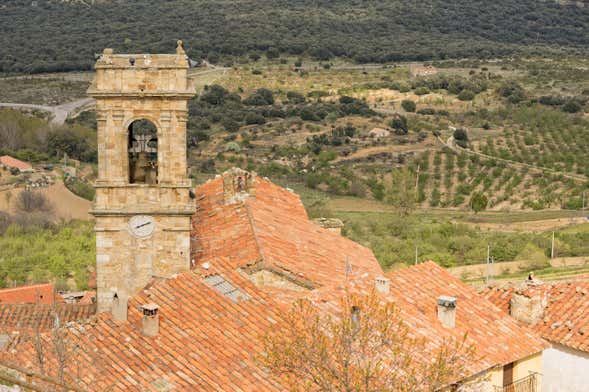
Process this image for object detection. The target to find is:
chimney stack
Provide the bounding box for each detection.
[375,277,390,295]
[112,292,128,322]
[510,286,547,324]
[141,303,160,337]
[437,296,457,328]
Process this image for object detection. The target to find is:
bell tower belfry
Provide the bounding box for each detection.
[88,41,196,312]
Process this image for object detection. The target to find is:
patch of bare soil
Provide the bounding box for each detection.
[0,181,91,221]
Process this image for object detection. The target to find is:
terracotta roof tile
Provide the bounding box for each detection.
[0,155,32,171]
[482,278,589,353]
[0,283,56,305]
[384,262,547,376]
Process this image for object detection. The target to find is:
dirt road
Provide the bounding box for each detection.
[0,98,94,125]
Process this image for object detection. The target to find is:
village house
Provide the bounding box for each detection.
[483,280,589,391]
[0,46,547,391]
[410,64,438,77]
[368,127,390,138]
[0,156,34,174]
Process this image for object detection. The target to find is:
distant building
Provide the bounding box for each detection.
[0,155,34,173]
[0,283,55,305]
[483,280,589,391]
[368,127,390,138]
[410,64,438,77]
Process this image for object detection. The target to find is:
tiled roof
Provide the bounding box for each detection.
[2,266,284,391]
[382,262,547,376]
[192,173,383,293]
[0,171,548,390]
[481,285,515,315]
[0,303,96,332]
[0,283,56,305]
[481,279,589,353]
[0,156,32,171]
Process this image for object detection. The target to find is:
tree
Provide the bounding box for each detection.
[469,192,488,214]
[261,290,472,392]
[453,128,469,148]
[401,100,416,113]
[387,167,416,216]
[390,115,409,135]
[15,190,54,215]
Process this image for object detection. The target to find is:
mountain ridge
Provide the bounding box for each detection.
[1,0,588,73]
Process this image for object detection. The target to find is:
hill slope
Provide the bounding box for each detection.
[1,0,589,73]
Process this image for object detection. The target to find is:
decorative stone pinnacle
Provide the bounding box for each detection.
[176,40,185,55]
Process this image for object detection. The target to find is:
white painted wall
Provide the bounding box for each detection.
[543,343,589,392]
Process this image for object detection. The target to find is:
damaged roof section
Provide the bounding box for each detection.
[192,171,383,300]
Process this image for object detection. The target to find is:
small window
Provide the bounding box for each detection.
[128,119,158,184]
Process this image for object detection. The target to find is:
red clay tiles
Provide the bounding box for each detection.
[0,172,549,390]
[482,279,589,353]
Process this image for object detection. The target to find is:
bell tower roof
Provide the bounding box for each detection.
[88,45,195,98]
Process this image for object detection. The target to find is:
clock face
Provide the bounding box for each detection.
[129,215,155,238]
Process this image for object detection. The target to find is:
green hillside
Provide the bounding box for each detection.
[1,0,589,73]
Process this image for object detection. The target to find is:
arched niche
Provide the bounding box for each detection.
[127,119,158,184]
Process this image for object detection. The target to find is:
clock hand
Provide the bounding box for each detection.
[135,222,152,229]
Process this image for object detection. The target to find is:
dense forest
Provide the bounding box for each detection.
[1,0,589,73]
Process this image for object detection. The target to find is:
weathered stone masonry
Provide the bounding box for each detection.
[88,42,196,312]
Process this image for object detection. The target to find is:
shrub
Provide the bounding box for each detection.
[224,141,241,152]
[562,100,582,113]
[243,89,274,105]
[453,128,468,148]
[244,113,266,125]
[64,177,95,201]
[390,115,408,135]
[401,100,416,112]
[458,90,475,101]
[417,108,435,115]
[414,86,429,96]
[286,91,305,104]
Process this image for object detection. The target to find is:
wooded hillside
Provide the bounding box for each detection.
[1,0,588,73]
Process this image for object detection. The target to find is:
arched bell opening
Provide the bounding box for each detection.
[128,119,158,184]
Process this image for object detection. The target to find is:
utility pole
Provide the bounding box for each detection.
[415,164,420,202]
[551,232,555,259]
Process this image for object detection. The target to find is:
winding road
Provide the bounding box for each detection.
[0,98,94,125]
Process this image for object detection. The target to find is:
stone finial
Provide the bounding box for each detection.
[223,168,256,204]
[176,40,185,55]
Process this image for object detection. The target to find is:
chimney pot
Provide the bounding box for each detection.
[141,303,159,337]
[437,296,457,328]
[375,277,390,295]
[112,293,128,322]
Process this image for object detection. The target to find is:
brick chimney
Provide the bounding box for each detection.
[375,277,390,295]
[141,303,160,337]
[437,296,457,328]
[112,292,128,322]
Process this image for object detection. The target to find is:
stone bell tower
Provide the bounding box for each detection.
[88,41,196,312]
